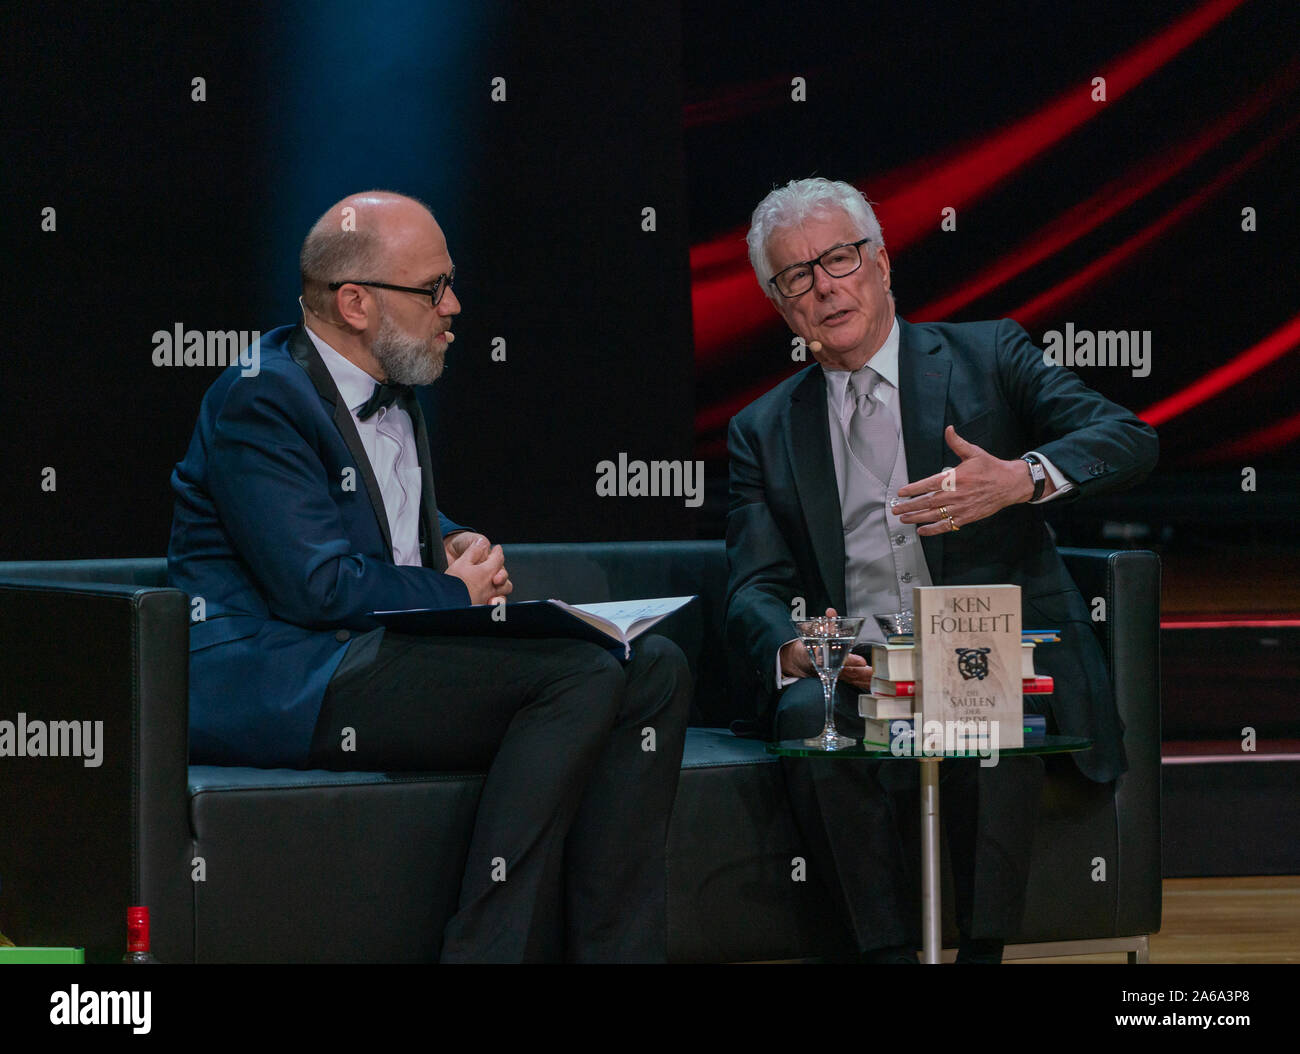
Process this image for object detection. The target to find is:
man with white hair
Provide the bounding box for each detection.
[725,177,1158,962]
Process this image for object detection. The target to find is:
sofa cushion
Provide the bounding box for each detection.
[185,729,844,962]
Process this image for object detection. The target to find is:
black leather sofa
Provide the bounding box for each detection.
[0,542,1160,962]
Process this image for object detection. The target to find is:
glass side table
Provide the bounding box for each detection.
[768,734,1092,963]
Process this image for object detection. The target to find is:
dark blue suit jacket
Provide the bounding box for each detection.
[725,317,1159,782]
[168,323,470,767]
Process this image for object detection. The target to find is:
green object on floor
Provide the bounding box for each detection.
[0,947,85,963]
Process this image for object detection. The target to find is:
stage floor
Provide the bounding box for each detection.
[1010,876,1300,963]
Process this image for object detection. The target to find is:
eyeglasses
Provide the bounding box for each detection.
[328,268,455,307]
[768,238,873,298]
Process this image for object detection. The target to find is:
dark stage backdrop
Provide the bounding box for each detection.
[3,0,1297,560]
[683,0,1300,543]
[3,1,695,556]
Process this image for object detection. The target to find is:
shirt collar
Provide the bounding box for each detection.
[303,323,383,415]
[822,317,901,408]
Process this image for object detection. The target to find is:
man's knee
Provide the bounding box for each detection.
[775,678,863,741]
[774,678,828,740]
[632,633,686,669]
[550,639,623,672]
[540,640,626,714]
[630,634,690,694]
[615,634,692,733]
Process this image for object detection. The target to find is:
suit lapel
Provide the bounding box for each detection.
[897,319,951,582]
[786,366,847,612]
[288,325,395,559]
[405,392,448,571]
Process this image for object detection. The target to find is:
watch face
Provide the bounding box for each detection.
[1023,456,1045,498]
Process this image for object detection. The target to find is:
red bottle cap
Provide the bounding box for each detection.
[126,905,151,953]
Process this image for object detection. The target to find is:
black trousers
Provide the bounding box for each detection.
[775,678,1044,953]
[307,631,691,963]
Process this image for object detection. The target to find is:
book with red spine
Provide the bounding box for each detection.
[869,675,1054,697]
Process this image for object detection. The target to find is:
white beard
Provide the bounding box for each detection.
[372,302,445,386]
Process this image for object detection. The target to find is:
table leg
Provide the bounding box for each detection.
[920,757,941,964]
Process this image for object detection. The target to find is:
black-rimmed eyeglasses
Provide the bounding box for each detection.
[768,239,872,298]
[329,268,455,307]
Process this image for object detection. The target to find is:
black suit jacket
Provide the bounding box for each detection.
[725,317,1159,782]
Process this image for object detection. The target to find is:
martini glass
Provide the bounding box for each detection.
[873,611,914,640]
[793,615,866,750]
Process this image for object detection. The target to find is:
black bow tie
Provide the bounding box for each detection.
[356,381,413,421]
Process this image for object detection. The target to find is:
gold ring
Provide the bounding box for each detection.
[946,515,960,532]
[937,505,950,518]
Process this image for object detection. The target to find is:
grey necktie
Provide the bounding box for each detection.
[847,368,898,485]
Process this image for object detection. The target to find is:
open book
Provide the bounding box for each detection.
[371,596,696,659]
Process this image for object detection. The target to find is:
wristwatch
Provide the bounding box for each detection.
[1020,453,1046,501]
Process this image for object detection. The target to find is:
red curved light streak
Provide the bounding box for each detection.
[690,0,1249,363]
[1141,312,1300,429]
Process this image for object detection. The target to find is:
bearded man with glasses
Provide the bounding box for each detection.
[167,190,690,962]
[725,177,1158,962]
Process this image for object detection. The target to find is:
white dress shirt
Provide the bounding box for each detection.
[304,325,425,567]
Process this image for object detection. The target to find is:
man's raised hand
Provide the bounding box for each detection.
[894,425,1038,535]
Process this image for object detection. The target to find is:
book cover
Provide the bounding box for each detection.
[914,584,1024,749]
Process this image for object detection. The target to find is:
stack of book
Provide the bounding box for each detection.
[857,629,1059,746]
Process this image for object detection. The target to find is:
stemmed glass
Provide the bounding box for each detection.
[873,611,913,640]
[793,615,866,750]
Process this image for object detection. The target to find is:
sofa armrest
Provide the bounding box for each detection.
[0,577,194,962]
[1058,547,1162,935]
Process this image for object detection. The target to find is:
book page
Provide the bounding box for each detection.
[561,596,695,638]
